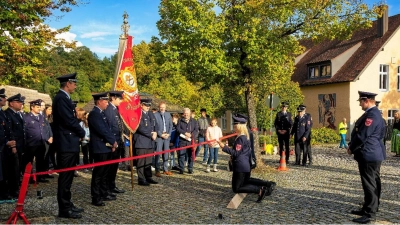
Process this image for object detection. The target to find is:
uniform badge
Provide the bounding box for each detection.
[235,144,242,151]
[365,118,373,126]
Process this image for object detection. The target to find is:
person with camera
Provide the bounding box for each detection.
[216,115,275,203]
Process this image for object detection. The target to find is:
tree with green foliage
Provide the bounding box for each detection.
[157,0,381,159]
[0,0,88,86]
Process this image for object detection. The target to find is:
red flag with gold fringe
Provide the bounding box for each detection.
[114,35,141,133]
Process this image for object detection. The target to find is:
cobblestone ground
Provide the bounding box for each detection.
[1,145,400,224]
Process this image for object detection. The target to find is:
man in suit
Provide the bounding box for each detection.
[274,102,293,163]
[52,72,86,219]
[290,105,311,166]
[104,91,125,194]
[4,93,25,198]
[22,99,50,183]
[154,102,173,176]
[88,92,118,206]
[0,88,16,200]
[348,91,386,224]
[133,98,159,186]
[176,108,199,174]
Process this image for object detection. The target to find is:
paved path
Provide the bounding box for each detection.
[1,145,400,224]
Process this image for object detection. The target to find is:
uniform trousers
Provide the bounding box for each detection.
[136,148,153,182]
[91,152,111,201]
[108,145,123,190]
[277,132,290,162]
[295,141,308,165]
[307,134,313,164]
[22,144,46,179]
[231,172,269,193]
[357,160,382,218]
[57,152,78,213]
[4,151,20,197]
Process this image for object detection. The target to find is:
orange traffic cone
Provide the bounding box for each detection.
[277,150,289,171]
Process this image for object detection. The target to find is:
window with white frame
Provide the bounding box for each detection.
[221,114,227,130]
[388,109,396,125]
[379,64,389,91]
[397,66,400,91]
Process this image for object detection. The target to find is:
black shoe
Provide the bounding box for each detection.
[188,170,193,174]
[138,180,150,186]
[179,170,184,174]
[58,210,82,219]
[256,187,268,203]
[71,206,84,213]
[91,200,105,207]
[107,192,116,197]
[351,209,366,216]
[172,166,180,171]
[112,187,125,193]
[37,178,50,183]
[352,215,372,224]
[45,174,55,179]
[146,179,158,184]
[102,195,116,201]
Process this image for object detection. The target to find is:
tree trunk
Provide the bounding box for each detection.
[245,84,262,165]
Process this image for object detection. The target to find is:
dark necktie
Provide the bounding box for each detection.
[161,113,166,132]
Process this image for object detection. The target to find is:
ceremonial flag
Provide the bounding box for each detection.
[113,35,141,132]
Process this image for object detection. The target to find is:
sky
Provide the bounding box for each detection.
[46,0,400,59]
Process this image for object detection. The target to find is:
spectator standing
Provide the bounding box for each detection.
[41,102,54,179]
[390,110,400,157]
[154,102,173,176]
[76,108,92,166]
[205,118,223,172]
[196,108,210,164]
[169,113,180,171]
[338,118,348,149]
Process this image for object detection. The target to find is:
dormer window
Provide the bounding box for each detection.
[308,62,332,79]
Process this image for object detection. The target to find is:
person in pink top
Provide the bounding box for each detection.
[205,118,223,172]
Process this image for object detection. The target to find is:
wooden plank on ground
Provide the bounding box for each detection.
[226,193,247,209]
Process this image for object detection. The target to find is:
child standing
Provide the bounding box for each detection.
[206,118,223,172]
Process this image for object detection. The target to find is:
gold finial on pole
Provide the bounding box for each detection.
[121,11,130,38]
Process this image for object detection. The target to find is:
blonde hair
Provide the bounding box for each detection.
[76,108,88,127]
[235,124,249,140]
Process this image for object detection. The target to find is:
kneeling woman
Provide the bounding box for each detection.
[217,115,276,203]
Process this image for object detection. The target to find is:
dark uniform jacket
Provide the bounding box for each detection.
[291,114,311,142]
[52,90,85,153]
[274,111,293,133]
[222,135,251,173]
[88,106,116,154]
[176,118,199,146]
[4,108,25,153]
[104,103,122,143]
[24,112,46,147]
[0,110,10,181]
[349,106,386,162]
[133,111,158,149]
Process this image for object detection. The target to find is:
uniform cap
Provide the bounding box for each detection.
[7,93,23,102]
[21,96,26,103]
[232,115,247,124]
[234,113,248,120]
[297,106,305,112]
[299,104,306,108]
[56,72,77,83]
[109,91,124,98]
[0,88,6,98]
[92,92,109,101]
[29,99,42,106]
[357,91,377,101]
[140,98,152,106]
[281,102,289,107]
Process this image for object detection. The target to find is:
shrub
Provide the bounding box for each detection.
[311,127,341,145]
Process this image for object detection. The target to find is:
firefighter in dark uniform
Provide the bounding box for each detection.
[53,73,86,219]
[22,99,49,183]
[348,91,386,224]
[88,92,117,207]
[134,98,159,186]
[235,113,256,168]
[104,91,125,194]
[4,93,25,198]
[274,102,293,163]
[290,105,311,166]
[0,88,16,200]
[300,104,313,166]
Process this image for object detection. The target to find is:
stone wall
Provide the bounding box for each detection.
[0,85,52,111]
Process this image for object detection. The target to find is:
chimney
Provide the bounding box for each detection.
[377,5,388,38]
